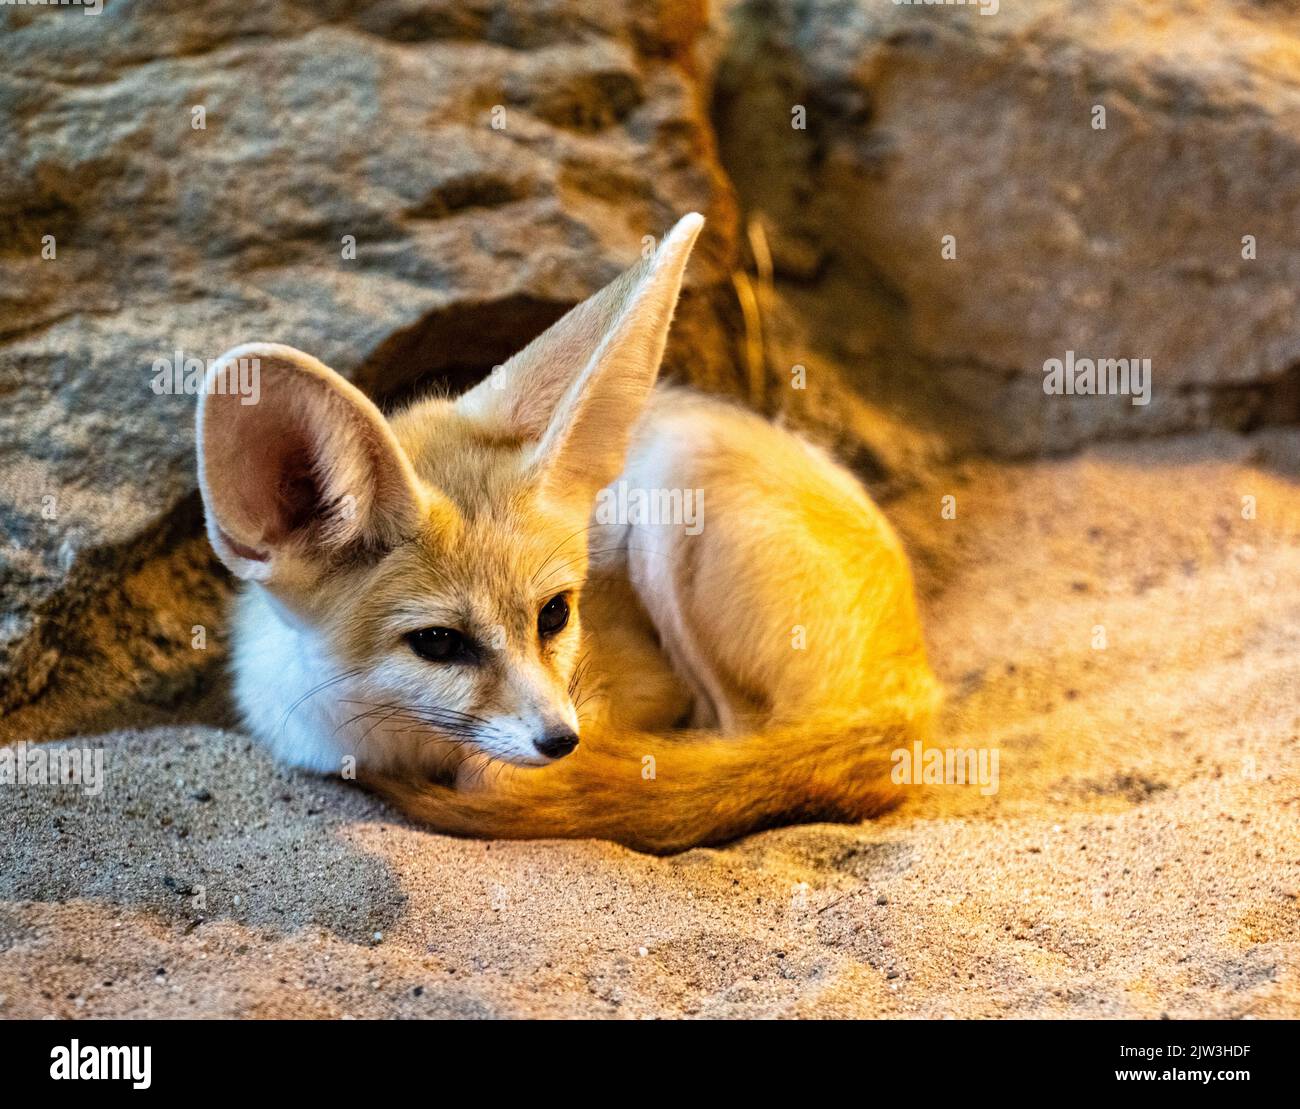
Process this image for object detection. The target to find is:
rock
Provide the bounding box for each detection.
[710,0,1300,456]
[5,0,1300,733]
[0,0,740,720]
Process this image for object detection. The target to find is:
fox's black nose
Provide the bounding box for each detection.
[535,728,579,759]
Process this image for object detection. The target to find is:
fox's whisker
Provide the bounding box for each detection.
[530,522,604,587]
[280,668,364,734]
[338,698,489,729]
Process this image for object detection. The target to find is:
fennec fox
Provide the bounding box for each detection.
[197,213,938,853]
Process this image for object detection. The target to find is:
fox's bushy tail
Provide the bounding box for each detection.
[361,714,924,854]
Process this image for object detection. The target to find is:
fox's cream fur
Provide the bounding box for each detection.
[197,213,938,853]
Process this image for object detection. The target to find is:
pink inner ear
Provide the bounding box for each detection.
[270,430,324,542]
[215,400,325,549]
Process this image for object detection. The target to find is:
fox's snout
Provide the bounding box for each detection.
[472,701,582,767]
[535,726,579,760]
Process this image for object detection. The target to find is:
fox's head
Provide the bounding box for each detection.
[197,213,703,773]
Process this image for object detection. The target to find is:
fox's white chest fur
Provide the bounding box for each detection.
[198,213,936,850]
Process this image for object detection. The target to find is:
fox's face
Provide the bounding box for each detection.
[321,413,593,767]
[197,214,703,773]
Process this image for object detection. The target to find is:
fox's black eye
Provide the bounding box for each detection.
[538,594,570,638]
[406,627,471,663]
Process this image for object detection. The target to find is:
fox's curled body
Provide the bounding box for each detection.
[198,214,938,853]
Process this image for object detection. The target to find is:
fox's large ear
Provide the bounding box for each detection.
[457,212,704,505]
[196,343,425,585]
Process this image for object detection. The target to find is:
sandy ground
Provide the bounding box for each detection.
[2,429,1298,1019]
